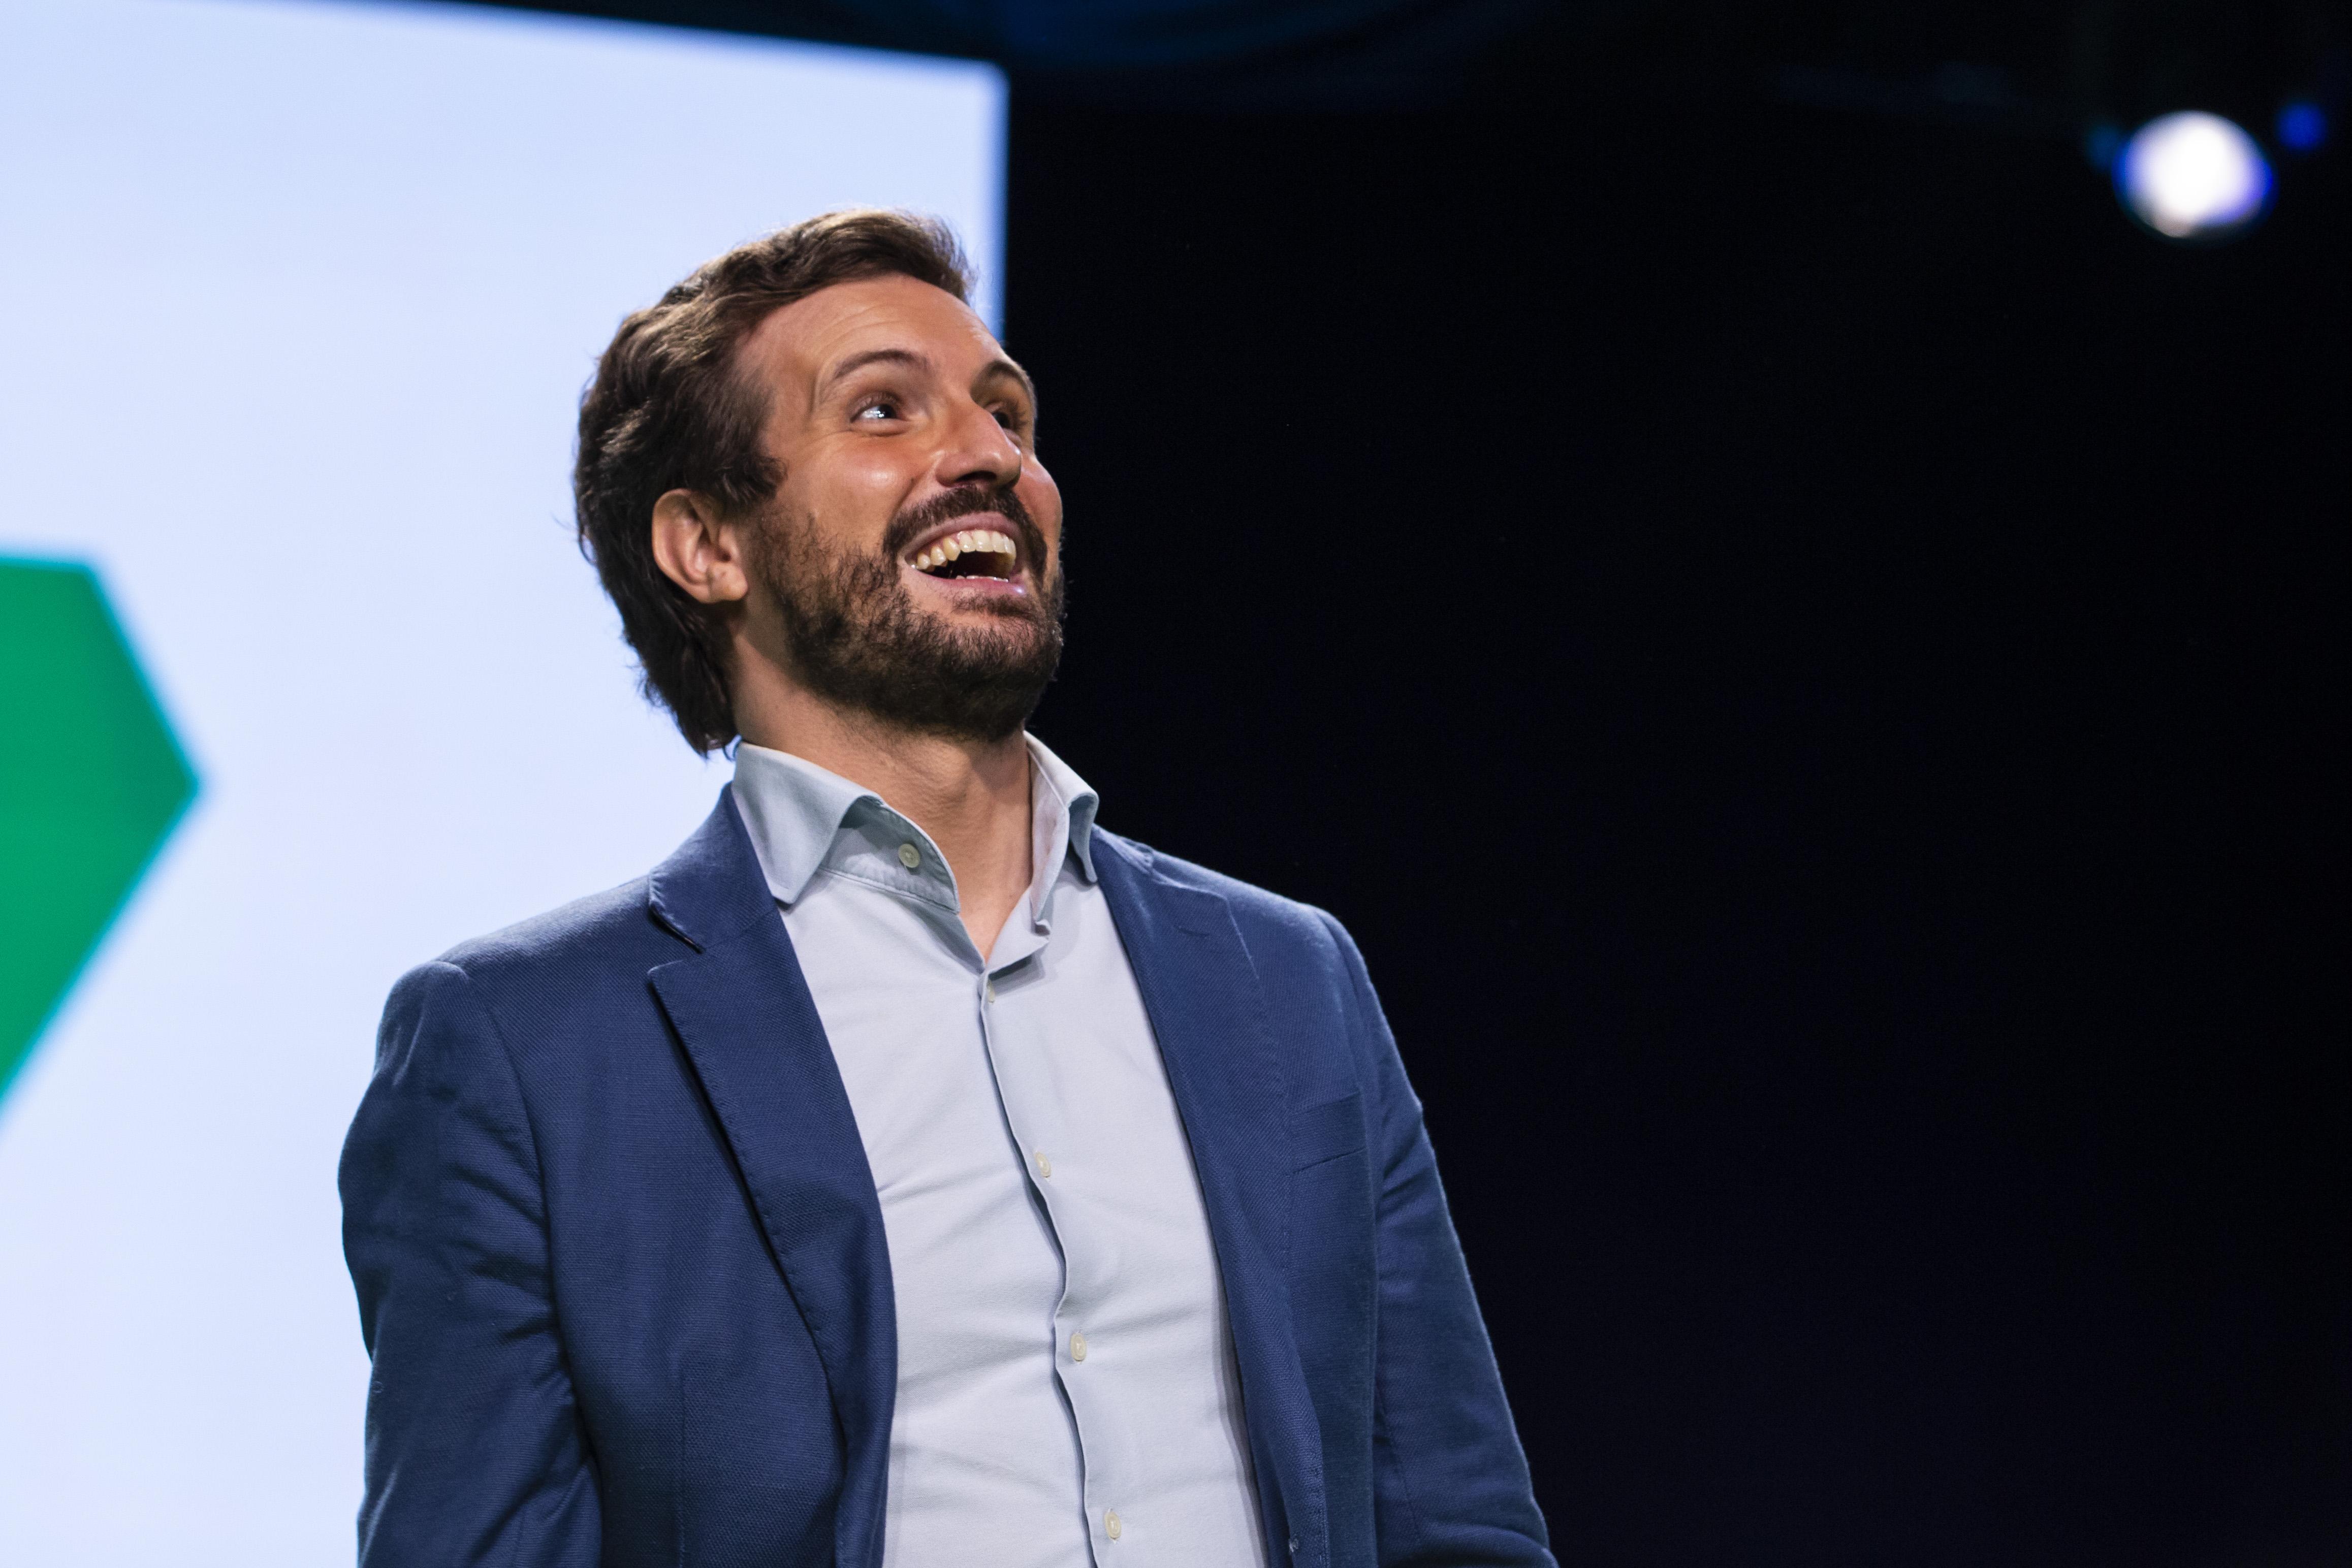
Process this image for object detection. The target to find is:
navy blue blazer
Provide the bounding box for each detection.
[341,789,1553,1567]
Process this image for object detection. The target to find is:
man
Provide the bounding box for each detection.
[341,209,1551,1568]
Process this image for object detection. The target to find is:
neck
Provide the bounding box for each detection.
[736,678,1034,959]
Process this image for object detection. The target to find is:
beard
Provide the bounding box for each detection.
[748,486,1065,744]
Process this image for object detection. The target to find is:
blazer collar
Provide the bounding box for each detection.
[645,783,796,952]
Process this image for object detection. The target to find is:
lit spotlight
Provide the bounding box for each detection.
[2115,111,2272,240]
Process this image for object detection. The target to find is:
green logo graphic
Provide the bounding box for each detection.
[1,558,197,1102]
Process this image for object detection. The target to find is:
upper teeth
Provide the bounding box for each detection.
[914,528,1016,572]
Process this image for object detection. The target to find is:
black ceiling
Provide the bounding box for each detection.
[487,0,2346,127]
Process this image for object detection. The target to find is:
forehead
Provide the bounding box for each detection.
[740,273,1003,390]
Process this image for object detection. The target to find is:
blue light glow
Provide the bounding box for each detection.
[2082,120,2125,171]
[2276,101,2329,153]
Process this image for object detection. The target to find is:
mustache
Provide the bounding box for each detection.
[881,485,1049,570]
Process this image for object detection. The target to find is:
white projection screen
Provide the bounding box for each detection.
[0,1,1003,1558]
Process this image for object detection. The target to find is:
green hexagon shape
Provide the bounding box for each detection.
[1,558,197,1103]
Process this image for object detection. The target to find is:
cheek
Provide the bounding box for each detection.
[1019,471,1064,548]
[794,446,923,537]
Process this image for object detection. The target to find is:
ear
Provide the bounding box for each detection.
[650,489,750,605]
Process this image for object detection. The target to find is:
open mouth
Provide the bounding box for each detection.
[909,526,1021,583]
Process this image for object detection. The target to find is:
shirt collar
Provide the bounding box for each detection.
[730,735,1100,917]
[1025,732,1100,888]
[729,743,880,907]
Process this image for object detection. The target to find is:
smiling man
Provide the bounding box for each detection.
[340,211,1552,1568]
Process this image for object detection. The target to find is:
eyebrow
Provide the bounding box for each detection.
[820,347,928,396]
[974,357,1037,409]
[819,346,1037,410]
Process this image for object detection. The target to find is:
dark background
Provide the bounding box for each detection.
[1011,98,2352,1568]
[1004,85,2352,1564]
[558,4,2350,1559]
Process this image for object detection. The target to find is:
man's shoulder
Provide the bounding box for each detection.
[417,791,743,1003]
[1093,827,1352,969]
[428,875,677,995]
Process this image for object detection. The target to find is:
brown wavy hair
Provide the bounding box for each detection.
[574,209,975,753]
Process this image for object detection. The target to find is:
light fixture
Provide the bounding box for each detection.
[2115,111,2272,240]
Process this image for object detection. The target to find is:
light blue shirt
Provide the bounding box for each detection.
[730,738,1268,1568]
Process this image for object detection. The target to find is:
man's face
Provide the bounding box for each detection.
[734,273,1065,742]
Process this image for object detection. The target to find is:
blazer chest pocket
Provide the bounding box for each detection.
[1291,1089,1365,1170]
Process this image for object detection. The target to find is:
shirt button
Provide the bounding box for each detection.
[1069,1330,1088,1361]
[985,981,996,1004]
[1104,1510,1122,1541]
[1034,1150,1052,1179]
[896,843,921,869]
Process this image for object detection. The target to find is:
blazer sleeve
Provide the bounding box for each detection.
[1319,913,1557,1568]
[339,960,600,1567]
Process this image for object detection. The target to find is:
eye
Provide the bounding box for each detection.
[854,398,902,423]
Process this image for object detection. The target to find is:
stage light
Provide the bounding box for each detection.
[2116,112,2272,240]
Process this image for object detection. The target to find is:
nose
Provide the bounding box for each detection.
[934,396,1024,491]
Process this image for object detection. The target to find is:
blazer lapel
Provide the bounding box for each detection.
[1093,833,1330,1568]
[645,790,895,1568]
